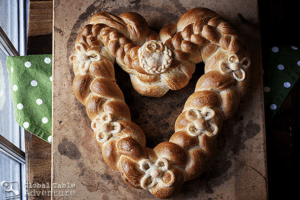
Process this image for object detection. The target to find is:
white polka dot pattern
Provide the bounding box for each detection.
[36,99,43,105]
[44,57,51,64]
[42,117,48,124]
[272,47,279,52]
[270,104,277,110]
[7,55,53,142]
[284,82,291,88]
[17,103,23,110]
[23,122,29,128]
[31,80,37,86]
[25,61,31,68]
[13,85,18,91]
[278,64,284,70]
[291,46,298,50]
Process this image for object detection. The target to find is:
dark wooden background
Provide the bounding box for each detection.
[26,0,295,199]
[259,1,296,199]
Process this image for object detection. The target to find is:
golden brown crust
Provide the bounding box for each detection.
[177,8,219,32]
[119,12,150,46]
[185,147,207,181]
[85,94,106,120]
[69,7,251,199]
[184,90,222,110]
[169,131,199,150]
[72,73,93,104]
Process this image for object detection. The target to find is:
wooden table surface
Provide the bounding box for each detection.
[25,0,295,199]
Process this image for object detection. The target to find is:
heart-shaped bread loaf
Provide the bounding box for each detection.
[69,7,251,199]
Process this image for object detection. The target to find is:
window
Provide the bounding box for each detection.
[0,0,30,199]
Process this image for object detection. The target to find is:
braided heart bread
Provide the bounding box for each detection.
[69,7,251,199]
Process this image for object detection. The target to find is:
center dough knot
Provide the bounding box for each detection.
[138,40,172,74]
[194,118,208,130]
[101,123,112,133]
[150,168,162,178]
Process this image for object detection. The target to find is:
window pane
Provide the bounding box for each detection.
[0,0,28,149]
[0,1,29,199]
[0,55,21,148]
[0,0,20,148]
[0,150,23,199]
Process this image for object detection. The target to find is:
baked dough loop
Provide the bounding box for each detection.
[70,7,250,199]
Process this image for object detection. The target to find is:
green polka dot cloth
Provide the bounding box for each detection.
[264,46,300,123]
[6,55,52,143]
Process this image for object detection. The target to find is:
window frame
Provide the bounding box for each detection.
[0,0,30,199]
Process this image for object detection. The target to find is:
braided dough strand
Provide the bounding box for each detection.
[69,7,251,199]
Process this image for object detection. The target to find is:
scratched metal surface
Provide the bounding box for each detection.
[52,0,268,199]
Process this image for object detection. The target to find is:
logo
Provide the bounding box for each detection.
[0,181,20,199]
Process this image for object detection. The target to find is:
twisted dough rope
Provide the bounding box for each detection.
[69,7,251,199]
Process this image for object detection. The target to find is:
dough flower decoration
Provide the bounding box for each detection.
[139,157,175,189]
[138,40,172,74]
[91,112,121,143]
[186,107,218,137]
[219,54,251,81]
[70,43,102,74]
